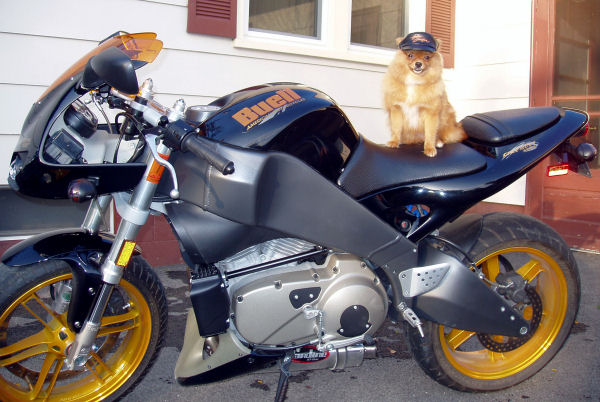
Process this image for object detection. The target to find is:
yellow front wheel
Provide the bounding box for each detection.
[0,256,167,401]
[407,213,580,392]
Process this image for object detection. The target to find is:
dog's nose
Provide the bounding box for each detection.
[415,62,423,68]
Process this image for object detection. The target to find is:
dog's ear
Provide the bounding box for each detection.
[395,37,404,47]
[435,38,442,50]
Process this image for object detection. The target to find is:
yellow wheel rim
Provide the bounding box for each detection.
[0,272,152,401]
[438,247,569,380]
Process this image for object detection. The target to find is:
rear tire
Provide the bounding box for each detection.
[0,255,168,401]
[407,212,580,392]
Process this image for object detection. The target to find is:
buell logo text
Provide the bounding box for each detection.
[232,88,304,130]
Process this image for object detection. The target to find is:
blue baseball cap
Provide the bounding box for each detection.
[398,32,438,52]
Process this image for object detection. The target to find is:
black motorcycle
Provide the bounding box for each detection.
[0,32,596,401]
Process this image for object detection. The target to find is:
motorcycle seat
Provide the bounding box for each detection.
[337,137,487,198]
[461,107,563,145]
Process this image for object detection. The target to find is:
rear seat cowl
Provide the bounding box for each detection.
[461,107,563,146]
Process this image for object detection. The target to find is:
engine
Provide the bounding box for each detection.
[218,238,388,348]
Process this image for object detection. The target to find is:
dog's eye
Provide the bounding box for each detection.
[408,53,414,59]
[424,55,430,60]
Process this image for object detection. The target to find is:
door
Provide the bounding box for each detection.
[530,0,600,250]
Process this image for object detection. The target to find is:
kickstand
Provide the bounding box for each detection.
[274,352,293,402]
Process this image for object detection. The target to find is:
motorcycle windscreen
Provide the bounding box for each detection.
[37,32,163,101]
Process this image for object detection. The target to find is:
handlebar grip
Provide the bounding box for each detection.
[181,135,235,175]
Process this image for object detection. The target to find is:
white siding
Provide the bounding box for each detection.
[449,0,532,205]
[0,0,532,207]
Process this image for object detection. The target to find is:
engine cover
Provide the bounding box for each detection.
[231,254,388,346]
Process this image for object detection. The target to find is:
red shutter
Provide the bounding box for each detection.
[426,0,456,68]
[187,0,237,38]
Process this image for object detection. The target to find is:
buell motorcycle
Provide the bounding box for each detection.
[1,32,597,401]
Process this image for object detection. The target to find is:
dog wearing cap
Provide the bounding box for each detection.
[383,32,466,157]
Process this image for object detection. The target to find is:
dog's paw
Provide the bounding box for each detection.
[424,146,437,157]
[387,140,400,148]
[436,140,444,149]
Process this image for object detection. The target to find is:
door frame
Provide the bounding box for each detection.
[527,0,556,219]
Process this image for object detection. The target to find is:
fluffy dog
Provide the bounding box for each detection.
[383,32,466,157]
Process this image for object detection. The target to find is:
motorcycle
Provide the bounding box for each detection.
[0,32,597,401]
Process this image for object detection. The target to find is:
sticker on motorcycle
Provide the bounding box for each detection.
[502,141,539,160]
[232,88,305,131]
[291,346,330,363]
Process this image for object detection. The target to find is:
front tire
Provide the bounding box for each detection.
[408,212,580,392]
[0,255,168,401]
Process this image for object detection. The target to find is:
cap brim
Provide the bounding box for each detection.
[399,44,436,52]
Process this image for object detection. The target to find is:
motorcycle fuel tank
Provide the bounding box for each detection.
[186,83,359,181]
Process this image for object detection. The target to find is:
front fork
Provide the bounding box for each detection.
[65,139,173,369]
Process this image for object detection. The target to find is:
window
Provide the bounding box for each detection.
[351,0,408,49]
[187,0,455,67]
[249,0,321,39]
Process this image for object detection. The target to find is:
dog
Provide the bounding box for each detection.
[383,32,466,157]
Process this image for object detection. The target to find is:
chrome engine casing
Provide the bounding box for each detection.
[218,239,388,347]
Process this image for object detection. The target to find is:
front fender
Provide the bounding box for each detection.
[1,229,130,332]
[2,228,113,266]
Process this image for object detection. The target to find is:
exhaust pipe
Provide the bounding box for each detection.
[289,344,377,371]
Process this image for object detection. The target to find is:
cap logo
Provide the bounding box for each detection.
[411,34,429,43]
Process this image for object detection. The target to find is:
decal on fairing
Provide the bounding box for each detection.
[231,88,305,131]
[291,346,330,363]
[502,141,539,160]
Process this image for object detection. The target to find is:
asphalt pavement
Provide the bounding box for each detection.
[127,251,600,401]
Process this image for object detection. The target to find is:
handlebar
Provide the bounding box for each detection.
[181,134,235,175]
[111,84,235,176]
[162,120,235,176]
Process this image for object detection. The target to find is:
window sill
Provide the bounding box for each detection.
[233,36,396,67]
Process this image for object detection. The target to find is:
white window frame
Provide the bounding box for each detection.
[234,0,426,65]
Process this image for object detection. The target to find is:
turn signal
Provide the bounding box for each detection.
[547,164,569,177]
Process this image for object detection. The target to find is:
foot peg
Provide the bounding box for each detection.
[398,302,425,337]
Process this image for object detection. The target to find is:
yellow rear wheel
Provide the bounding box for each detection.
[408,213,579,391]
[0,256,167,401]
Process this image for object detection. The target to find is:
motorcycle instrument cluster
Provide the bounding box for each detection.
[44,100,98,165]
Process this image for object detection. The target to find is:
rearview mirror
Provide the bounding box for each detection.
[81,47,139,94]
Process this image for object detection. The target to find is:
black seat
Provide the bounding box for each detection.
[338,137,487,198]
[461,107,563,145]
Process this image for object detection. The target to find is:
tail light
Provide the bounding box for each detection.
[547,163,569,177]
[547,141,597,178]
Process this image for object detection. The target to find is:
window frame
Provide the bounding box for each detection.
[187,0,455,68]
[234,0,426,65]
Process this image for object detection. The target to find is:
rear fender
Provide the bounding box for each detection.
[437,213,483,254]
[1,229,136,332]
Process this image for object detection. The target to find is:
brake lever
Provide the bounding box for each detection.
[144,134,180,199]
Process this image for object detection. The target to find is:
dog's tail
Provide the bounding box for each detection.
[440,122,467,143]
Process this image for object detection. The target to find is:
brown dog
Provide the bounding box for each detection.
[383,32,466,157]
